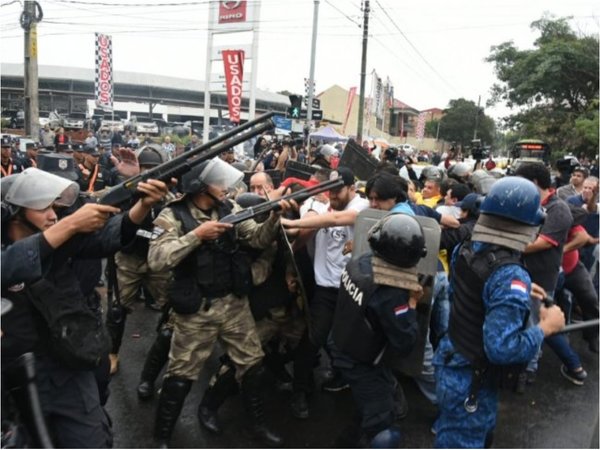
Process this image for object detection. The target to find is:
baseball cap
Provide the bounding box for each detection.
[25,142,40,150]
[36,153,79,181]
[1,135,12,147]
[330,166,354,187]
[456,193,483,213]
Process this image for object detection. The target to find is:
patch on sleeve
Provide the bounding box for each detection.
[510,280,527,294]
[394,304,409,316]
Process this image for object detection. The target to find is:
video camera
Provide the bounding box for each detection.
[556,156,580,175]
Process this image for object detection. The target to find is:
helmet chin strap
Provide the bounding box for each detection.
[205,190,225,208]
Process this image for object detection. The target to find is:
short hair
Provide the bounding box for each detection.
[515,163,551,190]
[448,183,471,201]
[440,178,459,197]
[250,171,274,187]
[573,166,589,178]
[313,168,330,182]
[375,161,399,176]
[365,172,408,203]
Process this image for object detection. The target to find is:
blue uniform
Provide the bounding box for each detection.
[433,243,545,448]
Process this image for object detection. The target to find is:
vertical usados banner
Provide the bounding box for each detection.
[222,50,245,123]
[342,87,357,135]
[95,33,113,110]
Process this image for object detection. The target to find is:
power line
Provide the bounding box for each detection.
[374,0,460,95]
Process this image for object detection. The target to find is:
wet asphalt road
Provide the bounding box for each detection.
[105,301,599,449]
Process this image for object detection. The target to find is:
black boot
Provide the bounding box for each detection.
[154,376,192,448]
[241,365,284,448]
[138,328,172,400]
[197,365,239,435]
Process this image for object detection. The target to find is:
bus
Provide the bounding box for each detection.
[510,139,550,162]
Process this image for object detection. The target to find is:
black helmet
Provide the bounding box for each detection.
[137,148,163,167]
[368,213,427,268]
[181,161,210,194]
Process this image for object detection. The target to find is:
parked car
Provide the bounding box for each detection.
[101,114,125,132]
[63,112,86,130]
[128,115,159,135]
[39,111,64,129]
[183,120,203,137]
[2,109,25,129]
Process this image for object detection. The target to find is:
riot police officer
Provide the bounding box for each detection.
[148,157,292,448]
[330,214,427,448]
[433,177,566,448]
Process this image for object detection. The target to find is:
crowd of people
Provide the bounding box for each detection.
[1,124,598,449]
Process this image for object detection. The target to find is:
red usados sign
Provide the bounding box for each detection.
[96,34,112,108]
[222,50,245,123]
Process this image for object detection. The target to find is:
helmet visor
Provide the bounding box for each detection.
[4,168,79,210]
[200,158,243,191]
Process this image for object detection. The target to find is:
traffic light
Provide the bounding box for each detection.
[288,95,303,119]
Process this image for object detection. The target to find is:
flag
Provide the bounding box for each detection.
[342,87,357,135]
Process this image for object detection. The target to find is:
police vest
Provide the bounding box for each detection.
[448,241,525,367]
[331,257,386,365]
[170,200,253,299]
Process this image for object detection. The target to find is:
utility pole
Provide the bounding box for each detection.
[473,95,481,140]
[22,0,43,139]
[356,0,370,143]
[306,0,320,133]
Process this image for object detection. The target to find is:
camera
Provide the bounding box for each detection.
[470,139,485,160]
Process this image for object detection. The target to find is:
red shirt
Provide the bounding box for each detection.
[562,225,585,274]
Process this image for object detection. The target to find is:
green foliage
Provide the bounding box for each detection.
[486,14,599,159]
[425,119,439,138]
[437,98,495,148]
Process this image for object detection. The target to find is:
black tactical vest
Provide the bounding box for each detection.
[448,241,525,367]
[331,257,386,364]
[170,200,252,298]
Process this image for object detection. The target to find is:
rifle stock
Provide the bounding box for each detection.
[99,112,275,206]
[219,178,344,225]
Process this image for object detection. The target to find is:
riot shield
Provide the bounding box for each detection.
[338,139,379,181]
[352,208,441,376]
[284,160,321,181]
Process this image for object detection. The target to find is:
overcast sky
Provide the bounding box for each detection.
[1,0,598,119]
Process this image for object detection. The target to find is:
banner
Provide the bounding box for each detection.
[222,49,245,123]
[342,87,357,135]
[375,74,383,119]
[415,112,427,141]
[94,33,113,110]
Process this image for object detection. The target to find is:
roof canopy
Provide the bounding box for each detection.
[309,126,347,142]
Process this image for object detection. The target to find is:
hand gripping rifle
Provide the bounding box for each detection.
[219,178,344,225]
[98,112,276,206]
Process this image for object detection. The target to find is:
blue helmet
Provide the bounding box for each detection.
[480,176,545,226]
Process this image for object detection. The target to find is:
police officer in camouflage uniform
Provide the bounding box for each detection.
[148,158,291,448]
[433,177,566,448]
[106,146,173,375]
[197,191,307,436]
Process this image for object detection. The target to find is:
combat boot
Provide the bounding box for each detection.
[154,376,192,448]
[241,365,284,448]
[137,328,172,400]
[197,365,239,435]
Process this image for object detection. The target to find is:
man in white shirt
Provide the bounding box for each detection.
[281,167,369,419]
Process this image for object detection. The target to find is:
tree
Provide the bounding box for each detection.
[437,98,495,149]
[486,15,599,159]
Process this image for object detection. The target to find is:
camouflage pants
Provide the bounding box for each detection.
[166,294,264,381]
[434,364,497,448]
[115,251,170,310]
[255,305,306,348]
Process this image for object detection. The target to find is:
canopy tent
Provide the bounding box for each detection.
[309,126,348,143]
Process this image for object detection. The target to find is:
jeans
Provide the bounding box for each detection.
[431,272,450,348]
[526,289,582,372]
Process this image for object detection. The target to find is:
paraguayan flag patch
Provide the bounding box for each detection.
[510,280,527,294]
[394,304,409,316]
